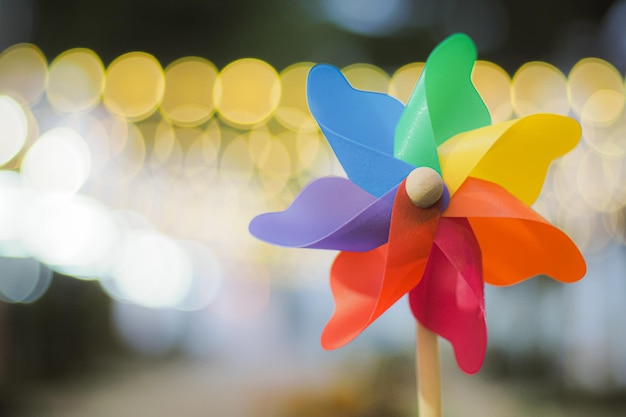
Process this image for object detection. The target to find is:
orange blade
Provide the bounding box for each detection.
[443,177,586,285]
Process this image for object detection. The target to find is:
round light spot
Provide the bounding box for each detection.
[161,57,217,127]
[320,0,412,37]
[21,195,120,278]
[581,89,624,126]
[47,48,104,113]
[21,127,91,197]
[176,240,223,311]
[0,257,52,304]
[389,62,424,104]
[219,134,254,185]
[582,120,626,158]
[103,52,165,121]
[276,62,317,131]
[568,58,624,125]
[0,171,30,256]
[295,129,324,173]
[556,206,593,253]
[214,58,280,127]
[512,62,569,116]
[472,60,512,122]
[94,118,146,183]
[576,148,624,212]
[252,132,292,196]
[184,122,221,179]
[0,44,47,106]
[111,229,193,308]
[342,63,389,93]
[145,119,177,168]
[0,95,28,166]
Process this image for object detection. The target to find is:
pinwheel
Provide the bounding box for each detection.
[249,33,586,415]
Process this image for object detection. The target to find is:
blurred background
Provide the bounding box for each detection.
[0,0,626,416]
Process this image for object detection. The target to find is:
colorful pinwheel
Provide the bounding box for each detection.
[249,33,586,375]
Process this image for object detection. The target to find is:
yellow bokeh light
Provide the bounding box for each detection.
[582,89,624,126]
[161,57,217,127]
[47,48,104,113]
[472,61,512,122]
[295,129,324,173]
[214,58,280,127]
[0,95,28,166]
[275,62,317,132]
[568,58,624,125]
[582,120,626,158]
[219,134,254,185]
[93,117,146,182]
[606,208,626,246]
[512,61,569,116]
[148,119,177,167]
[0,44,47,106]
[248,129,292,196]
[388,62,424,104]
[184,122,221,180]
[342,63,389,93]
[576,147,624,212]
[103,52,165,121]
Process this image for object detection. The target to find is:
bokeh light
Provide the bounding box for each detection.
[276,62,317,131]
[46,48,104,113]
[176,240,223,311]
[568,58,625,125]
[21,195,120,278]
[342,63,389,93]
[249,129,292,197]
[0,43,47,106]
[110,229,193,309]
[219,133,255,186]
[0,171,30,256]
[182,122,221,180]
[0,95,28,166]
[161,57,217,127]
[512,61,569,116]
[388,62,424,104]
[471,60,512,122]
[214,58,281,127]
[94,117,146,183]
[0,256,52,304]
[103,52,165,121]
[320,0,412,37]
[21,127,91,197]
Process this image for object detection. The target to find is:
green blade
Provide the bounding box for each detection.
[394,33,491,173]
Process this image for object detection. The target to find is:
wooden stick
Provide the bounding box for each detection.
[416,321,441,417]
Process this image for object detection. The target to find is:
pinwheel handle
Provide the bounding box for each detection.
[417,322,442,417]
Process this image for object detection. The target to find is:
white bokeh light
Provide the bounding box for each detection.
[0,95,28,166]
[176,240,223,311]
[110,229,193,308]
[321,0,412,36]
[21,127,92,197]
[0,256,52,304]
[0,171,30,256]
[21,195,121,278]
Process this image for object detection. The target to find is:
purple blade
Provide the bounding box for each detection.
[249,177,396,252]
